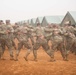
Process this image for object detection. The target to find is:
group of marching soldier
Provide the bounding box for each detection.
[0,20,76,62]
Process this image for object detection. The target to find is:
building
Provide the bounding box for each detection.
[35,17,43,26]
[41,16,64,26]
[31,18,36,26]
[27,19,31,25]
[61,11,76,26]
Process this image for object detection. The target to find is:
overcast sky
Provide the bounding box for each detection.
[0,0,76,23]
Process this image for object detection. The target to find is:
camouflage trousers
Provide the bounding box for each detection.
[0,34,13,59]
[67,37,76,55]
[33,37,54,61]
[33,38,49,50]
[50,35,69,60]
[50,35,63,50]
[15,38,32,61]
[16,40,31,56]
[8,33,16,50]
[28,35,34,45]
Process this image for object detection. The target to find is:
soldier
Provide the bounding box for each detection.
[48,25,68,61]
[15,26,32,61]
[64,24,76,56]
[0,20,8,59]
[71,38,76,55]
[0,20,5,59]
[44,24,53,42]
[0,20,14,60]
[32,23,55,61]
[60,23,76,60]
[6,20,16,49]
[24,25,35,46]
[45,24,74,61]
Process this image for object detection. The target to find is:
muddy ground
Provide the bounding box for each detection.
[0,47,76,75]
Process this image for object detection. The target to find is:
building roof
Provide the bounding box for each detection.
[37,17,43,23]
[44,16,64,24]
[24,20,27,23]
[69,11,76,22]
[32,18,36,23]
[28,19,31,24]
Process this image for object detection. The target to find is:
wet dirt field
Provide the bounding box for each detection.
[0,48,76,75]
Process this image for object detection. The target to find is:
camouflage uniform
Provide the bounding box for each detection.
[64,26,76,55]
[15,26,32,61]
[0,20,14,60]
[49,27,68,60]
[44,25,72,61]
[44,26,53,42]
[59,26,76,60]
[27,26,35,45]
[7,20,16,49]
[33,25,55,61]
[0,20,6,59]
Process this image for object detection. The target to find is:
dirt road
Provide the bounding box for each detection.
[0,49,76,75]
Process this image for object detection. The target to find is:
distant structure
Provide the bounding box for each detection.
[35,17,43,26]
[31,18,36,26]
[61,11,76,26]
[41,16,64,26]
[16,11,76,27]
